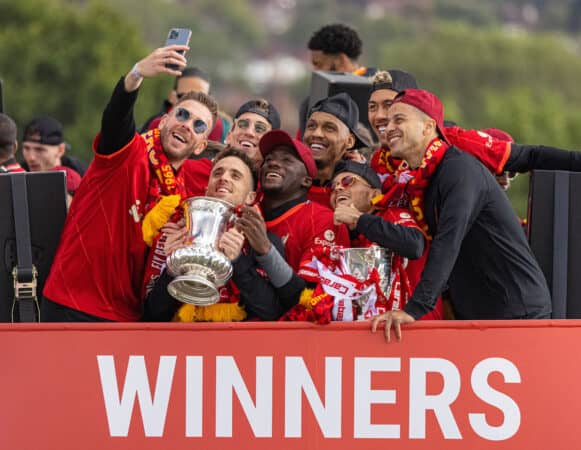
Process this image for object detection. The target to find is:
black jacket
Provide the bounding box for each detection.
[403,147,551,320]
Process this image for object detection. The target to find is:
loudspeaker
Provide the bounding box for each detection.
[308,70,373,133]
[527,170,581,318]
[0,172,67,321]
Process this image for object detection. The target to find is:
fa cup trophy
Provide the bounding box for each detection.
[166,196,235,305]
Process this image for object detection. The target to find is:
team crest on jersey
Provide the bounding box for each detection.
[400,212,411,219]
[128,199,142,223]
[324,229,335,241]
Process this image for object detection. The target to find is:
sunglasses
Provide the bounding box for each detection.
[330,174,371,192]
[174,107,208,134]
[236,118,269,134]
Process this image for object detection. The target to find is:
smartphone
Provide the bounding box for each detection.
[164,28,192,70]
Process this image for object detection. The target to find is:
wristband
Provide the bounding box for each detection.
[130,63,143,80]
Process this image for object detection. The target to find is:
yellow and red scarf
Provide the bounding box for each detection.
[141,129,187,299]
[371,138,449,239]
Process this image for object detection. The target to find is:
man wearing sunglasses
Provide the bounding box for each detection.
[331,160,443,320]
[42,45,219,322]
[224,99,281,166]
[141,66,229,142]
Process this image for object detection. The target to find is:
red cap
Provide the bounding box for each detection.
[52,166,82,194]
[393,89,448,142]
[259,130,318,178]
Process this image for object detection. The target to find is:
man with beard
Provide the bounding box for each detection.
[143,148,305,322]
[42,45,217,322]
[302,92,367,207]
[259,129,350,282]
[331,160,442,320]
[370,89,551,341]
[368,70,581,188]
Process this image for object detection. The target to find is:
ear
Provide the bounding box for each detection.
[337,53,351,71]
[301,175,313,190]
[369,188,381,200]
[56,143,66,158]
[244,190,257,206]
[424,118,437,136]
[168,90,178,105]
[346,133,356,150]
[224,130,233,146]
[192,138,208,156]
[159,114,169,130]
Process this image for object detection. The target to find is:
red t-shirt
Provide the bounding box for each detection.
[44,135,212,321]
[355,208,443,321]
[44,134,153,321]
[265,201,350,282]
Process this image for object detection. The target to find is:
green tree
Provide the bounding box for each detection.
[0,0,167,162]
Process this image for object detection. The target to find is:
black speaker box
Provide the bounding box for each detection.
[0,172,67,321]
[528,170,581,318]
[308,70,373,133]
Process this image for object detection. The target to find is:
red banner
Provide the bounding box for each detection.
[0,320,579,449]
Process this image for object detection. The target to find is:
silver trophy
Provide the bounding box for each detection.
[166,196,235,305]
[338,247,393,319]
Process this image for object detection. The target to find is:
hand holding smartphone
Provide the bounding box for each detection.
[164,28,192,70]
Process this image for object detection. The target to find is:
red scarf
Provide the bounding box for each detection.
[141,129,188,298]
[372,138,449,239]
[142,129,186,213]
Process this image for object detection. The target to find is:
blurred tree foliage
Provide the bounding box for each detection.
[0,0,170,161]
[362,21,581,215]
[3,0,581,218]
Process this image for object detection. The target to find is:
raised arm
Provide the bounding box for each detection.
[98,45,188,155]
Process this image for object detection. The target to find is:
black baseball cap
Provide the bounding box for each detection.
[22,116,64,145]
[235,100,281,129]
[332,160,382,190]
[309,93,367,149]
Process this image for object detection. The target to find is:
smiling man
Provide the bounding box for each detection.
[225,99,280,166]
[42,45,217,322]
[370,89,551,341]
[302,92,367,206]
[259,129,350,282]
[331,160,442,320]
[143,147,305,322]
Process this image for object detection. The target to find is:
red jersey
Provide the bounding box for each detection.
[44,134,212,321]
[181,158,212,197]
[307,185,331,208]
[355,208,443,321]
[265,201,350,282]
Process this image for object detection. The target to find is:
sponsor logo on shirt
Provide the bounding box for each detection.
[324,230,335,241]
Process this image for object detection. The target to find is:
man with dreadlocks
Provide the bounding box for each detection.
[369,88,551,342]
